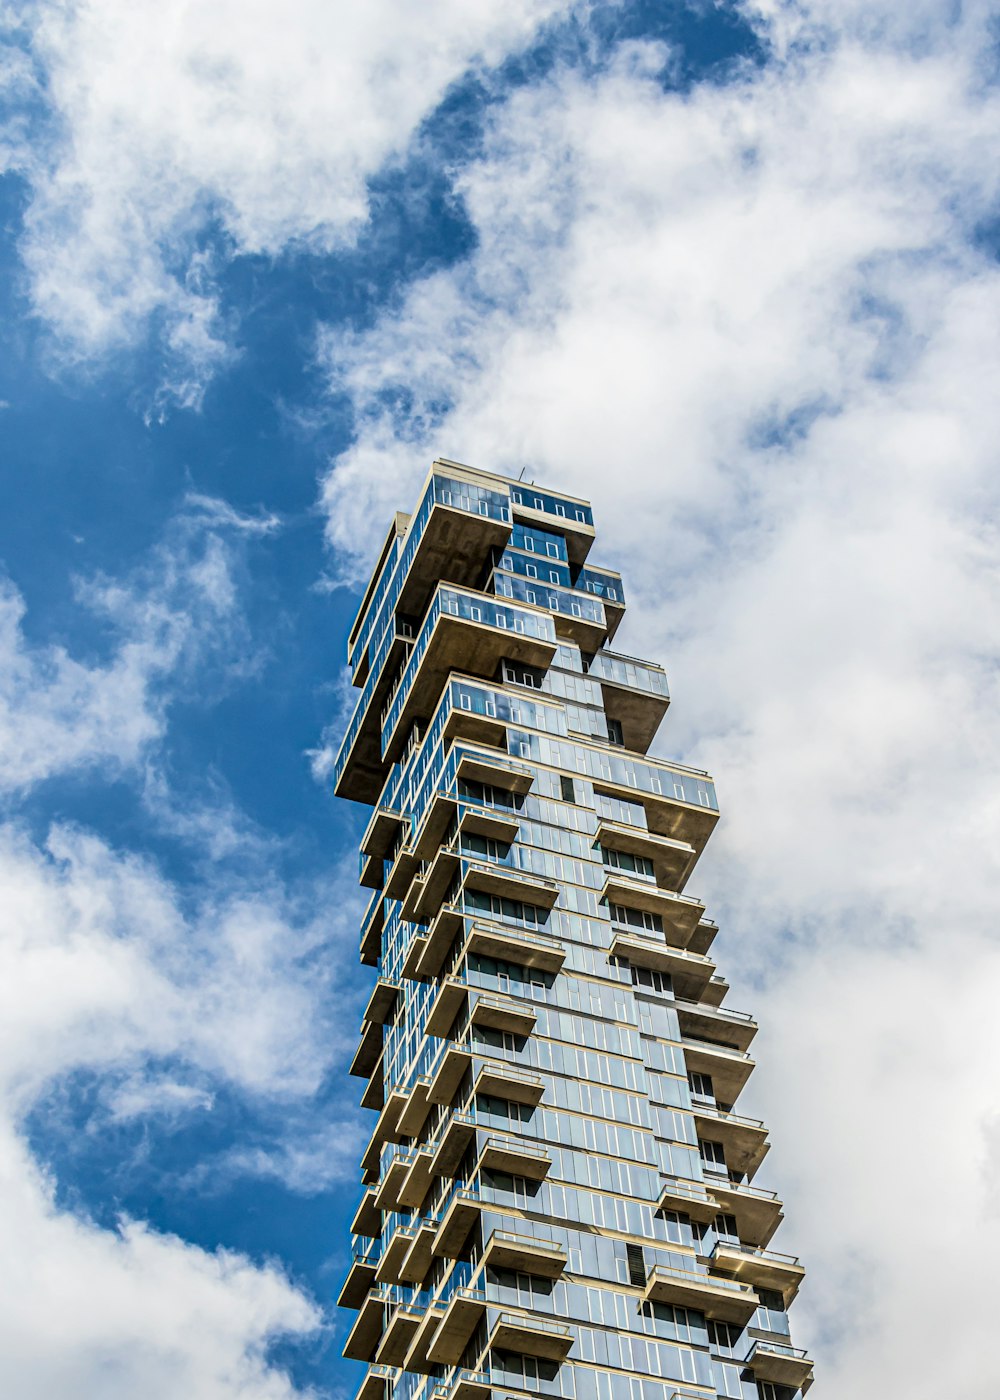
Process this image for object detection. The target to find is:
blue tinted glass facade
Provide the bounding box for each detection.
[337,462,812,1400]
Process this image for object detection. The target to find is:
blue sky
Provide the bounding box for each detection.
[1,1,1000,1396]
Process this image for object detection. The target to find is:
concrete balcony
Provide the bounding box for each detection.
[473,1060,545,1108]
[431,1111,477,1177]
[464,922,566,974]
[425,1288,487,1365]
[458,803,521,848]
[439,1370,491,1400]
[428,1046,473,1106]
[398,1221,437,1284]
[609,931,717,999]
[710,1241,805,1306]
[683,1038,756,1105]
[413,793,521,864]
[401,1303,448,1374]
[350,1189,381,1239]
[482,1310,574,1362]
[594,819,697,891]
[675,1000,758,1054]
[593,773,718,854]
[342,1288,388,1361]
[693,1106,770,1179]
[471,991,537,1038]
[405,846,460,922]
[433,1190,482,1256]
[381,593,557,767]
[601,873,705,945]
[476,1132,552,1182]
[334,625,415,803]
[374,1301,424,1366]
[360,1054,385,1111]
[363,979,399,1025]
[657,1176,719,1225]
[359,889,384,967]
[411,790,458,860]
[350,1019,382,1079]
[416,906,465,977]
[429,979,538,1040]
[373,1154,411,1212]
[384,846,420,902]
[455,749,534,796]
[747,1340,814,1392]
[684,918,717,956]
[701,974,729,1008]
[481,1229,567,1279]
[360,806,405,864]
[551,605,607,653]
[644,1264,759,1325]
[706,1179,784,1249]
[425,978,468,1037]
[462,860,559,911]
[595,675,669,754]
[360,1090,407,1176]
[392,488,512,624]
[400,932,428,981]
[440,699,508,752]
[397,1148,435,1208]
[338,1249,378,1308]
[353,1363,397,1400]
[375,1226,416,1285]
[396,1077,434,1138]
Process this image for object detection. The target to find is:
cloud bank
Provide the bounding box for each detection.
[318,4,1000,1394]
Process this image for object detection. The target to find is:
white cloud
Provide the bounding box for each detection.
[7,0,576,401]
[0,494,275,794]
[0,487,368,1394]
[318,5,1000,1394]
[0,815,366,1397]
[0,1131,319,1400]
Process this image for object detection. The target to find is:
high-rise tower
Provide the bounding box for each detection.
[335,461,812,1400]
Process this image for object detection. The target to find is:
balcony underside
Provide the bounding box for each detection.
[707,1180,784,1248]
[609,932,716,999]
[426,1292,486,1366]
[675,1001,758,1053]
[683,1040,756,1104]
[599,681,669,754]
[748,1341,815,1392]
[337,1257,377,1309]
[601,873,705,944]
[398,1223,437,1284]
[594,819,697,891]
[432,1114,476,1177]
[711,1243,805,1306]
[382,617,556,768]
[657,1177,719,1224]
[476,1134,551,1181]
[484,1312,574,1362]
[644,1265,759,1325]
[464,922,566,973]
[482,1231,567,1279]
[455,750,534,795]
[594,779,718,854]
[693,1106,770,1179]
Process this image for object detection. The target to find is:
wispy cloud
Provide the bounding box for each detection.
[0,494,275,795]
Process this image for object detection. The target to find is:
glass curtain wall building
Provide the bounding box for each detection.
[335,461,813,1400]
